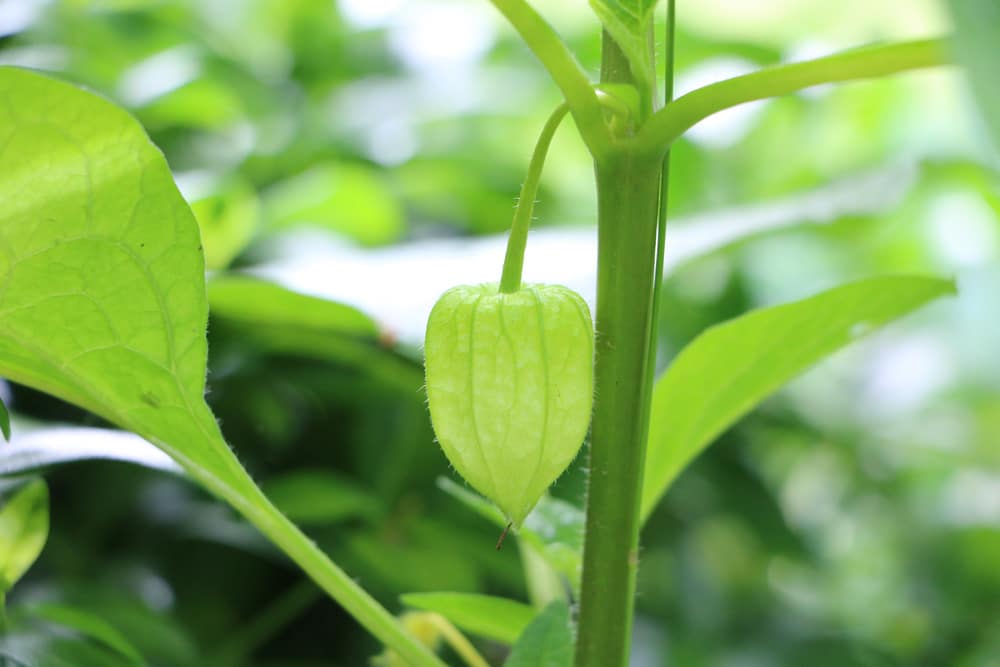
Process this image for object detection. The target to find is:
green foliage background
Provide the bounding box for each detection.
[0,0,998,665]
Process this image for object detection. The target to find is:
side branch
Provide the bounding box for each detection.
[488,0,613,157]
[635,38,951,158]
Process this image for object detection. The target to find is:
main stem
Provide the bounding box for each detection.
[575,36,662,667]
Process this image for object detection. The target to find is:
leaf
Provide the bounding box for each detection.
[208,274,377,340]
[947,0,1000,150]
[208,274,418,391]
[0,396,9,441]
[437,477,584,590]
[0,479,49,592]
[589,0,659,85]
[640,275,956,522]
[0,66,241,491]
[0,427,183,478]
[401,593,535,645]
[504,600,573,667]
[44,584,199,666]
[0,69,430,664]
[28,603,146,665]
[0,630,138,667]
[262,470,381,526]
[262,162,405,246]
[190,181,259,270]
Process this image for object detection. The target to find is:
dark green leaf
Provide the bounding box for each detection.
[28,603,146,664]
[263,470,381,525]
[641,275,956,521]
[0,628,137,667]
[401,592,535,644]
[0,479,49,592]
[504,600,573,667]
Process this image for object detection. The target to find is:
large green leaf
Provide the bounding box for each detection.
[504,600,573,667]
[0,68,432,665]
[401,592,535,645]
[640,275,955,521]
[589,0,659,85]
[948,0,1000,150]
[0,66,237,487]
[0,479,49,592]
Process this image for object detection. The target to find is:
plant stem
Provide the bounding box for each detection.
[635,37,950,158]
[486,0,612,157]
[500,104,569,293]
[576,149,662,667]
[638,0,676,499]
[575,33,661,667]
[172,434,448,667]
[239,491,447,667]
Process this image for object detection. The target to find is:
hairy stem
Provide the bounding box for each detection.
[500,104,570,293]
[635,0,677,530]
[575,30,661,667]
[178,442,448,667]
[635,38,950,158]
[576,150,661,667]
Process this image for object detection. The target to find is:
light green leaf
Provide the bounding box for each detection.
[641,275,956,522]
[436,477,584,591]
[504,600,573,667]
[0,66,238,488]
[208,274,420,393]
[948,0,1000,150]
[401,592,535,645]
[0,396,9,441]
[190,181,259,270]
[0,68,434,666]
[262,162,405,246]
[589,0,659,85]
[263,470,381,526]
[28,603,146,665]
[0,479,49,592]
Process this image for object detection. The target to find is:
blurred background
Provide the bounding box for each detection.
[0,0,998,665]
